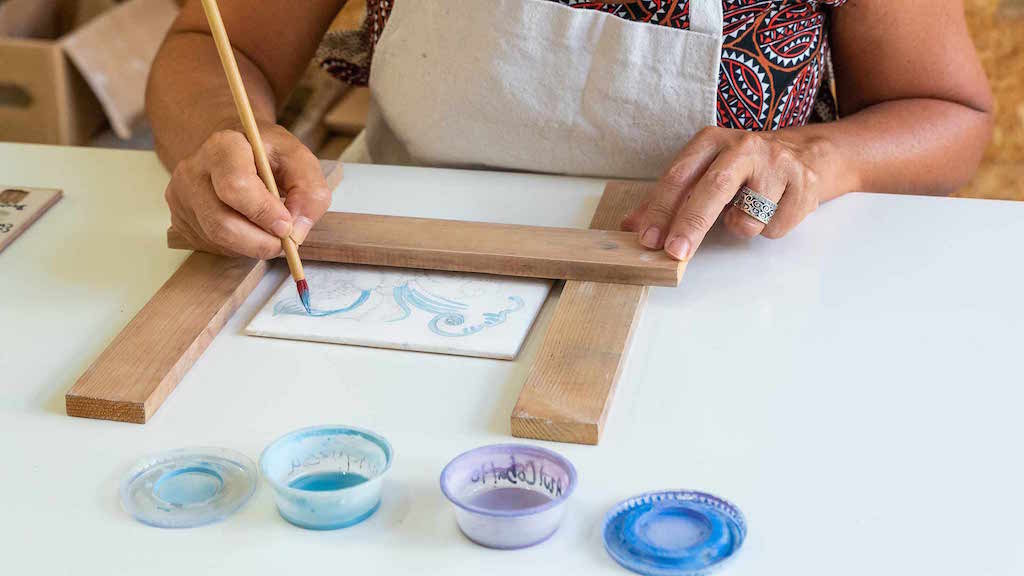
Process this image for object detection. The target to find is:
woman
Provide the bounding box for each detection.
[147,1,992,263]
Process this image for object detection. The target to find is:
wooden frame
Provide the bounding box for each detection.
[511,182,653,445]
[67,175,666,438]
[167,212,683,286]
[64,161,345,424]
[66,254,267,423]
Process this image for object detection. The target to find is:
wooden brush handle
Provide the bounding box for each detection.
[198,0,305,281]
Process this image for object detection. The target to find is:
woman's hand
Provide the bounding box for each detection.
[623,126,845,261]
[165,123,331,259]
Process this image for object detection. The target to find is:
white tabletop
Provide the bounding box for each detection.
[2,142,1022,575]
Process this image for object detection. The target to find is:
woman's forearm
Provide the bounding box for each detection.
[787,98,993,201]
[146,31,278,169]
[814,1,993,200]
[147,0,343,170]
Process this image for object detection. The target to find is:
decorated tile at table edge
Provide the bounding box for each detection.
[246,262,552,359]
[0,186,62,253]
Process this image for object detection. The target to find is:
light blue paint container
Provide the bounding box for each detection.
[260,425,392,530]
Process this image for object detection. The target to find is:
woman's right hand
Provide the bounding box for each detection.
[165,123,331,259]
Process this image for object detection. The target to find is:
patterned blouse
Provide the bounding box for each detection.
[319,0,848,131]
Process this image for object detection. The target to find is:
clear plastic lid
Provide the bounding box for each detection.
[120,447,258,528]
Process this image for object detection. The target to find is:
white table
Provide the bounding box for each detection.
[2,142,1023,575]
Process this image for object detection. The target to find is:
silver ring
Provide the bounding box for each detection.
[731,185,777,225]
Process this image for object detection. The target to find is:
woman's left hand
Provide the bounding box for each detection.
[623,126,841,261]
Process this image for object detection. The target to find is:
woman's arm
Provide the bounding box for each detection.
[148,0,344,166]
[800,0,993,198]
[626,0,993,260]
[146,0,344,259]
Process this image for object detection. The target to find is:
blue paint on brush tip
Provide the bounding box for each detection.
[296,279,312,314]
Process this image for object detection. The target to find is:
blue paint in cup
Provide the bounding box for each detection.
[260,425,392,530]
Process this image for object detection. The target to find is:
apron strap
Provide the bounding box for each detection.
[688,0,724,36]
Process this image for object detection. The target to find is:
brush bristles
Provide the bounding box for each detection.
[296,279,311,314]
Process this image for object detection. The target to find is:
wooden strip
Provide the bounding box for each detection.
[168,212,683,286]
[66,254,267,423]
[511,181,657,445]
[65,162,342,424]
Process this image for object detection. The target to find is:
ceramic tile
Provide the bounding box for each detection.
[247,262,552,359]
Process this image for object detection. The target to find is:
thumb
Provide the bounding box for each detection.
[283,182,331,245]
[273,144,332,245]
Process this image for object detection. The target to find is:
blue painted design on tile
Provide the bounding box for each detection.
[273,289,371,317]
[274,279,524,338]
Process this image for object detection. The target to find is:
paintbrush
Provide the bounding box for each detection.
[198,0,312,313]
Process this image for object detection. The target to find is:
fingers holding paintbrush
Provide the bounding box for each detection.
[198,0,317,313]
[163,123,330,262]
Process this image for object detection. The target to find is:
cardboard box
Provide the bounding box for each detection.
[0,0,178,145]
[0,0,109,144]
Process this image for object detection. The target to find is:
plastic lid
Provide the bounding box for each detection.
[602,490,746,576]
[120,447,258,528]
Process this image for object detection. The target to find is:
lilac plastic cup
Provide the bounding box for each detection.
[440,443,577,549]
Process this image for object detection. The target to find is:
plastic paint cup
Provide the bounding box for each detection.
[440,443,577,549]
[260,425,392,530]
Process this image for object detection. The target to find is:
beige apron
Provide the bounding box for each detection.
[348,0,724,180]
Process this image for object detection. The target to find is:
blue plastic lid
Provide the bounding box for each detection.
[602,490,746,576]
[120,447,258,528]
